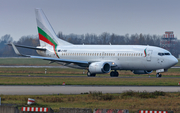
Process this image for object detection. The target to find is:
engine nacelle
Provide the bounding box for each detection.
[36,46,46,56]
[89,62,111,74]
[133,70,153,74]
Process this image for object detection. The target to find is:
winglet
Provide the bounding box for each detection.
[11,43,26,56]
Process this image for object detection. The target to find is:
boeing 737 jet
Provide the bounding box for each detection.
[10,8,178,77]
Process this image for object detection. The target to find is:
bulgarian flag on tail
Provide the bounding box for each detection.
[38,27,60,58]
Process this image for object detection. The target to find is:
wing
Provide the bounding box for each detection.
[10,43,89,66]
[7,43,46,51]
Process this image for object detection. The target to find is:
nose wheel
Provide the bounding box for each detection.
[156,73,162,78]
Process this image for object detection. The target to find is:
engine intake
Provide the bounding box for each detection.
[89,62,111,74]
[133,70,153,74]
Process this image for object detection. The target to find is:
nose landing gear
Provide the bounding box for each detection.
[156,73,162,78]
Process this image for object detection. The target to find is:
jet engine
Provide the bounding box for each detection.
[133,70,153,74]
[89,62,111,74]
[36,46,46,56]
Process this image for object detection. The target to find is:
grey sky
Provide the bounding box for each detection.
[1,0,180,41]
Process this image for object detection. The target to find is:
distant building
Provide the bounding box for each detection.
[160,31,177,51]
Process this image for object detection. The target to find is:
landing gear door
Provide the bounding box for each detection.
[146,50,153,61]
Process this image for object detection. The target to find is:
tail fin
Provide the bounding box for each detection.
[35,8,72,47]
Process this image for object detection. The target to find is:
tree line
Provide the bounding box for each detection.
[0,32,179,57]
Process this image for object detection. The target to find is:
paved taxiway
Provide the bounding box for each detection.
[0,86,180,95]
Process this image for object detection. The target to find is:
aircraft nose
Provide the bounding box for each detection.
[169,56,178,67]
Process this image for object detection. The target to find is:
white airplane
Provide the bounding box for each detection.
[10,8,178,77]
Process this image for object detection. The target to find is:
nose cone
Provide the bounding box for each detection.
[169,56,178,67]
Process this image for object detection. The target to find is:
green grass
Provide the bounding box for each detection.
[0,67,179,77]
[0,67,179,85]
[0,77,180,86]
[0,58,58,66]
[1,91,180,113]
[0,67,83,76]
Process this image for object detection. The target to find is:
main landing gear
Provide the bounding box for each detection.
[156,73,162,78]
[87,71,96,77]
[110,70,119,77]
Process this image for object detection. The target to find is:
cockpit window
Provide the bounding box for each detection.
[158,53,164,56]
[158,52,170,56]
[165,53,170,55]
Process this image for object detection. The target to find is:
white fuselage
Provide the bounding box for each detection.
[43,45,177,71]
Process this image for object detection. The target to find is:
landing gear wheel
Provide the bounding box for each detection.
[110,72,114,77]
[87,72,96,77]
[156,73,162,78]
[110,71,119,77]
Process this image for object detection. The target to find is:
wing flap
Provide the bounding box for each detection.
[30,56,89,64]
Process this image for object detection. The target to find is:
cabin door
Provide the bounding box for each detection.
[101,52,105,59]
[146,50,153,61]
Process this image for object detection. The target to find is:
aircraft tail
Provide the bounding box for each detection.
[35,8,72,47]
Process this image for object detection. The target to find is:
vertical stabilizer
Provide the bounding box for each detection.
[35,8,72,47]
